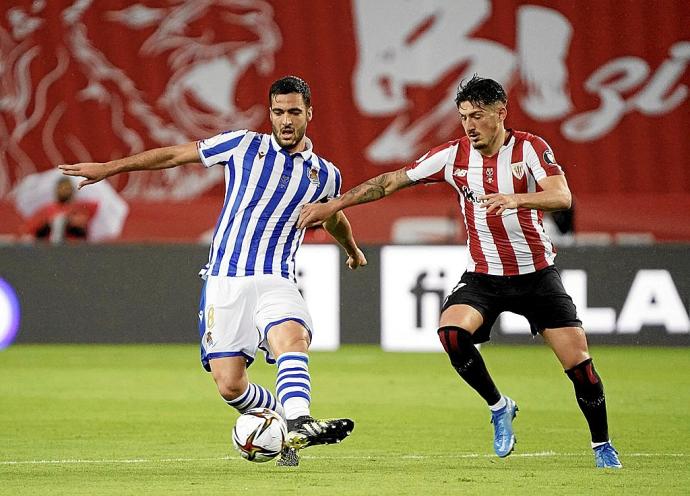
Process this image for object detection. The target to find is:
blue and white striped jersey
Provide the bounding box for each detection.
[196,130,342,282]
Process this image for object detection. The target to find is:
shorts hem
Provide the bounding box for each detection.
[201,351,254,372]
[533,320,583,335]
[263,318,313,342]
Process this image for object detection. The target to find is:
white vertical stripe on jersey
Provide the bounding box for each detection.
[523,141,555,264]
[531,208,556,266]
[442,146,476,271]
[467,147,503,275]
[524,140,549,181]
[496,143,535,274]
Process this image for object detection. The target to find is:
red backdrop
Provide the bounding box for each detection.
[1,0,689,242]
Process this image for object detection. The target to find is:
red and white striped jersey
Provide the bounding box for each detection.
[406,130,564,276]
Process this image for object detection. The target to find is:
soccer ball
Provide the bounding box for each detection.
[232,408,287,462]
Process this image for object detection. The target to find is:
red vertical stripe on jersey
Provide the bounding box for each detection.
[511,140,548,269]
[454,140,487,272]
[483,154,519,275]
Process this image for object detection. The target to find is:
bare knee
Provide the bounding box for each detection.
[439,304,483,333]
[213,374,247,401]
[209,356,248,401]
[543,326,590,369]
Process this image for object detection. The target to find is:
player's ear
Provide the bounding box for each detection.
[306,106,313,122]
[497,104,507,122]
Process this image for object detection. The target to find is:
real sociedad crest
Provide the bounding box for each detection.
[308,166,320,185]
[511,162,525,180]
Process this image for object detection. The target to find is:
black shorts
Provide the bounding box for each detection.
[442,265,582,344]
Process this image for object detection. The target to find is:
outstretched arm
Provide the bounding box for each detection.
[58,142,200,189]
[297,167,414,229]
[322,211,367,270]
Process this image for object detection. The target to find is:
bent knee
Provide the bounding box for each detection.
[212,372,247,400]
[268,321,310,355]
[543,326,590,369]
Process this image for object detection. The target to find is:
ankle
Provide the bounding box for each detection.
[489,396,507,412]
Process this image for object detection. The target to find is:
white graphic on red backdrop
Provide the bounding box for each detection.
[0,0,281,199]
[1,0,688,209]
[352,0,690,163]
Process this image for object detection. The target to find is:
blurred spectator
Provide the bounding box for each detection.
[22,177,98,244]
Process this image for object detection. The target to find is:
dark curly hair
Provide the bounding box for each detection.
[454,75,507,108]
[269,75,311,107]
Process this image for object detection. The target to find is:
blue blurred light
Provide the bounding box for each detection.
[0,278,20,349]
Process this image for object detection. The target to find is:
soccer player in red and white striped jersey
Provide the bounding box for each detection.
[298,76,622,468]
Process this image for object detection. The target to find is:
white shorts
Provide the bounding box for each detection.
[198,275,313,371]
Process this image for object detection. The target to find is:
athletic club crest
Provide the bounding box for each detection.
[308,166,320,185]
[511,162,525,180]
[485,168,494,184]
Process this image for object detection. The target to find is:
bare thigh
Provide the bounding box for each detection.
[439,304,484,334]
[542,326,590,369]
[266,319,310,358]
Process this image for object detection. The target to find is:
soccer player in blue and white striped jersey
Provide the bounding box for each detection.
[60,76,367,466]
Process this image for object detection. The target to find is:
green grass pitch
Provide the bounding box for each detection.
[1,344,688,495]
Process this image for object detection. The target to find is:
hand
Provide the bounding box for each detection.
[346,248,367,270]
[298,201,338,229]
[478,193,519,215]
[58,163,110,189]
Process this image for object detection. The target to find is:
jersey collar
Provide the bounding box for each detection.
[270,133,314,161]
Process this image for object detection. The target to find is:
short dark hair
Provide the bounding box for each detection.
[454,75,507,108]
[269,75,311,107]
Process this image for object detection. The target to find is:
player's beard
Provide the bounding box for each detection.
[273,124,306,152]
[470,138,486,150]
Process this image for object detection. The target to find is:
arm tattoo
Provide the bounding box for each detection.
[348,176,387,203]
[341,170,411,206]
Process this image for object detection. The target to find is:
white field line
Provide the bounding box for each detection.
[1,452,686,466]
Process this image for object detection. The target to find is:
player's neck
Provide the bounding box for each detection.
[282,137,307,154]
[478,128,508,158]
